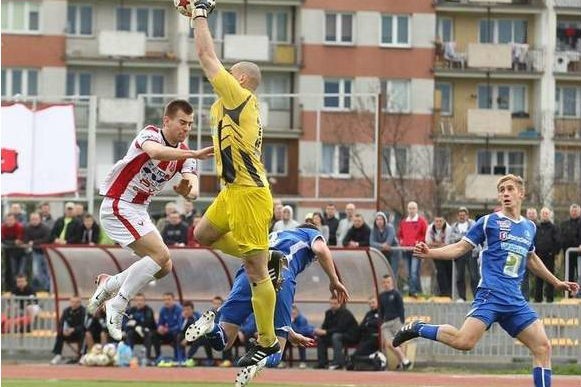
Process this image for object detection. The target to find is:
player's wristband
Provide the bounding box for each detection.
[193,8,207,19]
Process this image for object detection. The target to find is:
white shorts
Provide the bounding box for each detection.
[100,197,158,247]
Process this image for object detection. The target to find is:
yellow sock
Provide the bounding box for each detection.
[250,276,276,347]
[212,232,246,258]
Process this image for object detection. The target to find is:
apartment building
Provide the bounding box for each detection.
[433,0,581,214]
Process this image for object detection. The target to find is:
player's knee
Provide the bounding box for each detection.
[533,338,551,358]
[154,245,171,264]
[454,336,477,351]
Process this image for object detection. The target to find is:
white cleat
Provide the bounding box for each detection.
[87,274,112,314]
[235,358,267,387]
[185,310,215,342]
[105,300,124,341]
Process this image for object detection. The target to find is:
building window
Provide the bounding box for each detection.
[325,13,353,44]
[115,74,164,100]
[324,79,352,110]
[435,82,453,115]
[116,7,165,38]
[113,141,129,163]
[66,72,92,98]
[381,80,411,113]
[382,147,408,176]
[189,75,215,108]
[321,144,350,176]
[477,84,527,114]
[261,75,291,111]
[1,1,40,32]
[263,143,288,176]
[436,17,453,43]
[556,86,581,118]
[193,139,215,174]
[77,139,88,169]
[67,4,92,35]
[479,19,527,44]
[1,69,39,97]
[434,147,451,179]
[266,12,289,43]
[381,15,410,47]
[555,151,579,182]
[557,21,581,51]
[477,150,525,177]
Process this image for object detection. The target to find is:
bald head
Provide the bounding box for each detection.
[231,61,261,91]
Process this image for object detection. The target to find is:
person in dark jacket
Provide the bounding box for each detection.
[315,297,358,369]
[68,214,101,245]
[50,202,81,244]
[124,293,156,362]
[161,212,189,247]
[351,296,381,358]
[560,203,581,285]
[534,208,561,303]
[50,296,86,364]
[153,292,183,362]
[324,203,340,246]
[369,211,400,270]
[342,214,371,248]
[23,213,51,291]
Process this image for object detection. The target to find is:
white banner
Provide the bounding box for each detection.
[1,103,78,196]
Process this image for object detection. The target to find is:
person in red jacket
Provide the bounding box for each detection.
[2,213,26,290]
[397,201,428,297]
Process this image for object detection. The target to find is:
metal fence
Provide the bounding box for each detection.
[564,247,581,298]
[1,294,57,352]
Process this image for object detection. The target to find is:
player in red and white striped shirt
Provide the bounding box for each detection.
[88,99,213,341]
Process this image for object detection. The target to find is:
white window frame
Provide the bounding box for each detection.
[67,4,93,37]
[555,151,580,183]
[260,75,291,111]
[477,149,525,177]
[477,84,528,114]
[189,75,215,108]
[116,7,166,39]
[263,143,288,177]
[436,17,453,43]
[266,11,290,43]
[1,1,41,33]
[115,74,165,100]
[1,68,39,97]
[434,146,451,179]
[435,82,453,116]
[380,14,411,48]
[66,72,92,99]
[195,139,216,175]
[324,12,354,45]
[321,144,351,177]
[478,18,527,44]
[381,146,408,177]
[381,79,411,114]
[555,86,581,118]
[323,78,352,111]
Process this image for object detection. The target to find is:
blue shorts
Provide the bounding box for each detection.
[466,288,538,337]
[219,267,294,339]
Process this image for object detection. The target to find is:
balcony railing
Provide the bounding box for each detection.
[554,118,581,139]
[435,0,545,7]
[554,50,581,74]
[554,0,581,7]
[211,38,301,66]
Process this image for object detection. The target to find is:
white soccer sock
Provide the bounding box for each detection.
[110,256,162,309]
[104,271,129,293]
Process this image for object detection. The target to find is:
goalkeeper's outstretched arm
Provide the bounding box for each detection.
[192,0,223,80]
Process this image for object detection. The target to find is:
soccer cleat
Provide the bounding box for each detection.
[268,249,287,291]
[237,340,280,367]
[392,320,423,348]
[105,300,124,341]
[87,274,112,314]
[402,359,413,371]
[185,309,216,342]
[235,358,267,387]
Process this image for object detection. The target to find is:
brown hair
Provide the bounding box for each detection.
[496,174,525,192]
[164,99,193,118]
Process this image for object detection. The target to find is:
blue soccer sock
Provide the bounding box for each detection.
[417,323,440,341]
[265,351,282,368]
[206,324,227,351]
[533,367,551,387]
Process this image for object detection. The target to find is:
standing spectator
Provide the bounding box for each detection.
[50,202,81,244]
[187,215,203,247]
[162,212,189,247]
[7,274,38,334]
[69,214,101,245]
[324,203,340,246]
[370,211,400,273]
[269,200,284,233]
[156,202,178,232]
[349,296,381,361]
[426,216,452,297]
[307,212,330,241]
[124,293,156,363]
[342,214,371,247]
[181,200,197,226]
[397,201,428,297]
[38,202,55,230]
[73,203,85,221]
[11,274,37,313]
[10,203,27,225]
[447,207,479,301]
[314,297,358,370]
[271,205,299,232]
[50,296,86,365]
[522,208,539,301]
[2,213,25,289]
[378,274,411,370]
[23,213,51,291]
[154,293,184,363]
[336,203,356,247]
[561,203,581,286]
[289,304,314,369]
[534,207,560,303]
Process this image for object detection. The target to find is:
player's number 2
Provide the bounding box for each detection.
[503,252,522,278]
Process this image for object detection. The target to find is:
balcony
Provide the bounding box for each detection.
[554,50,581,76]
[554,118,581,144]
[554,0,581,9]
[435,42,544,77]
[435,0,545,12]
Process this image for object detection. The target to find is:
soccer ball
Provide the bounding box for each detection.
[174,0,193,18]
[103,343,117,359]
[84,353,98,366]
[95,353,111,366]
[90,343,103,355]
